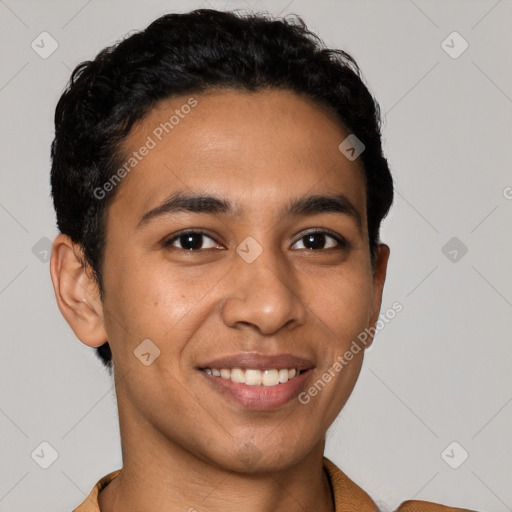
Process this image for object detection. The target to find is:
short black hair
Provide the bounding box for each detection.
[50,8,393,373]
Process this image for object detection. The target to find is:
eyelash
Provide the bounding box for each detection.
[162,229,350,252]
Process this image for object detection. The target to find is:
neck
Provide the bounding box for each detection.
[98,403,334,512]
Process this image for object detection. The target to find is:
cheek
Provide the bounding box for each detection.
[301,263,373,343]
[101,252,226,355]
[100,252,180,344]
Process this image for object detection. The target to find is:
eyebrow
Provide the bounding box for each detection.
[137,190,362,230]
[286,194,362,229]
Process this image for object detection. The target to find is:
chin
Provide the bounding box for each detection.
[210,437,315,475]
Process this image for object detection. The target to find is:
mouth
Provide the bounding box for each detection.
[197,353,315,410]
[201,367,305,386]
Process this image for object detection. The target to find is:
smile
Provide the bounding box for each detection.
[197,353,315,409]
[202,367,302,387]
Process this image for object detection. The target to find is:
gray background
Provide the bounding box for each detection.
[0,0,511,511]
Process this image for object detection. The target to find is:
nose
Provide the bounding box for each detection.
[220,248,308,335]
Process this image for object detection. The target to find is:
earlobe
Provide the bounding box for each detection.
[49,234,108,348]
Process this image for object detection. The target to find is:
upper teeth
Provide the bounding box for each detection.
[204,368,299,386]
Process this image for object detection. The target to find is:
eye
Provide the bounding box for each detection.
[163,231,222,251]
[291,230,349,251]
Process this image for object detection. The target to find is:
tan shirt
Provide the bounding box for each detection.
[72,457,477,511]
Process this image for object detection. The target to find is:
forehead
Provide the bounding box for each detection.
[110,88,367,224]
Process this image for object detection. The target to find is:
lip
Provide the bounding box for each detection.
[198,352,315,371]
[197,352,315,410]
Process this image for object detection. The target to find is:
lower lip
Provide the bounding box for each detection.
[200,370,313,410]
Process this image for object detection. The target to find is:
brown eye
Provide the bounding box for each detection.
[164,231,220,251]
[291,231,349,251]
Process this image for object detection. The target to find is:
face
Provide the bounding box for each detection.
[98,88,388,472]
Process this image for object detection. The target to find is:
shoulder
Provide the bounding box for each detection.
[72,469,121,512]
[323,457,478,512]
[323,457,380,511]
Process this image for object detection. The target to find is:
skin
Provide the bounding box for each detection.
[50,88,389,512]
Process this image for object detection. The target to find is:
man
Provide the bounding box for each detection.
[49,9,477,512]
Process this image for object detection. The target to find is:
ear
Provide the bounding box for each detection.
[49,234,108,348]
[366,243,390,348]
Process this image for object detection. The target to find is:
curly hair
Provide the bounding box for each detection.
[50,8,393,373]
